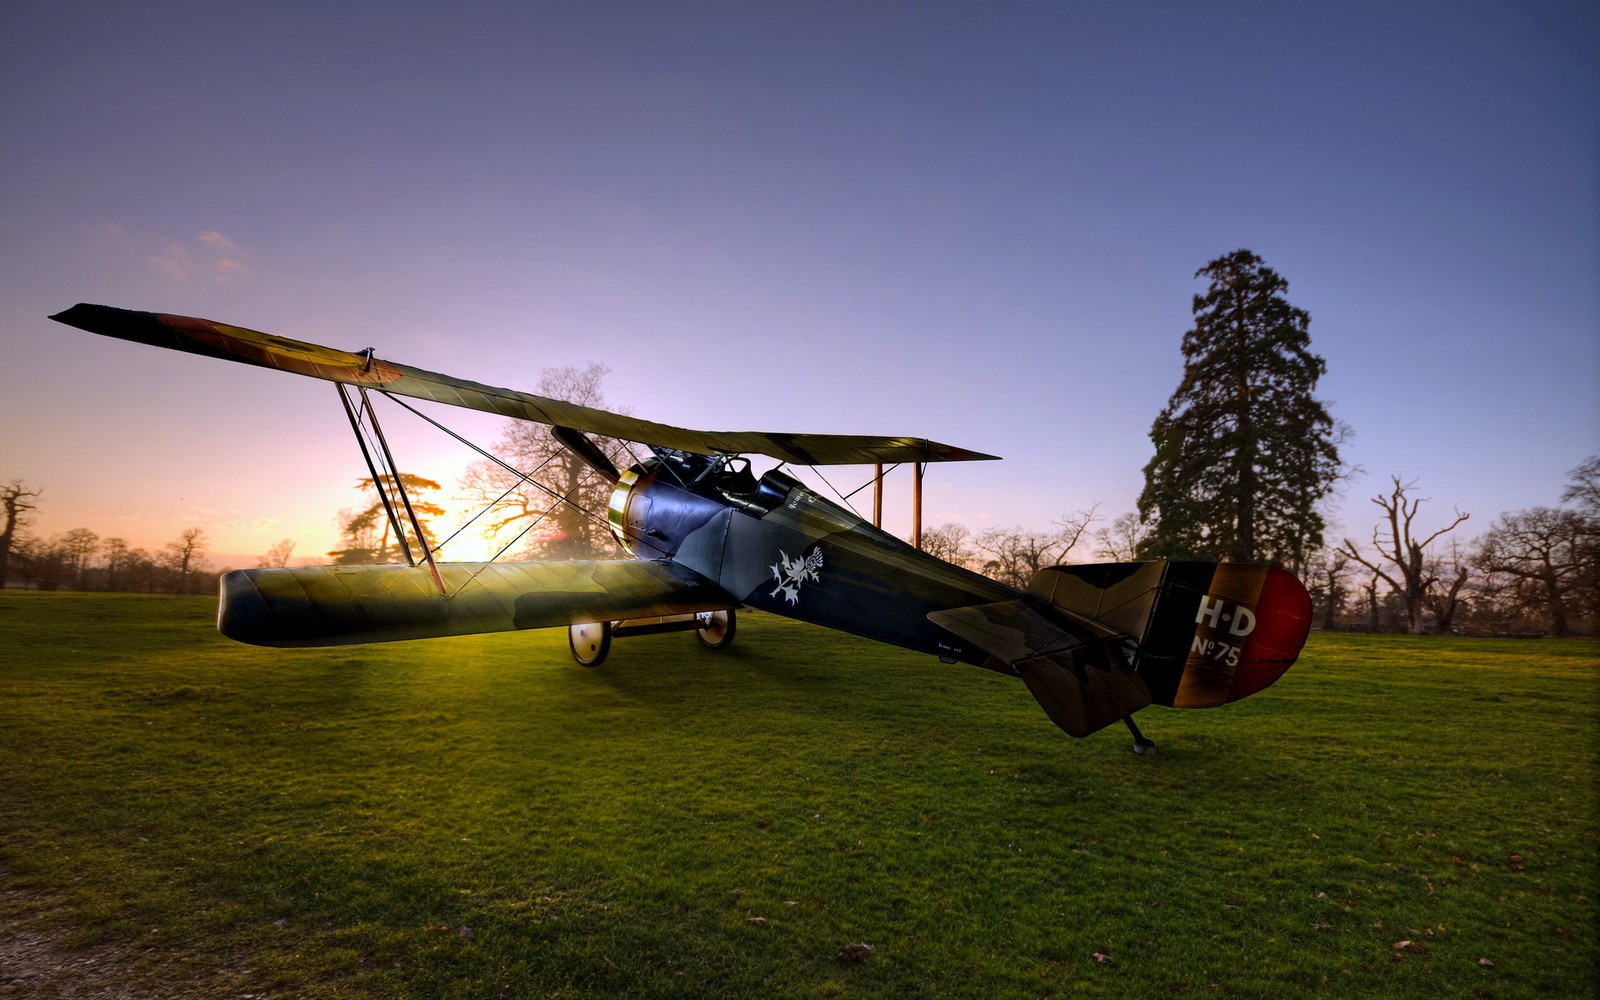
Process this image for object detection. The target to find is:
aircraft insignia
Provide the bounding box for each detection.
[770,546,825,605]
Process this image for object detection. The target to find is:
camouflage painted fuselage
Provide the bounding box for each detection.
[609,459,1019,670]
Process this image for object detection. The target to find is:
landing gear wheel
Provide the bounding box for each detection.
[569,621,611,666]
[695,609,737,650]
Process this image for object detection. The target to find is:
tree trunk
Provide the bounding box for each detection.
[1433,566,1468,633]
[1545,574,1570,636]
[1321,579,1342,631]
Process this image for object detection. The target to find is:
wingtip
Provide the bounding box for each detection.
[47,303,101,328]
[49,303,146,333]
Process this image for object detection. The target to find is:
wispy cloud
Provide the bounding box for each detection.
[146,230,251,284]
[152,243,195,281]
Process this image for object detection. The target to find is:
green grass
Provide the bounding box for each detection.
[1,591,1595,999]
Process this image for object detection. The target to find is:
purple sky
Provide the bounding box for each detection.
[3,1,1595,568]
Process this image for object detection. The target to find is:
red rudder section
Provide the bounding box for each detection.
[1173,564,1312,708]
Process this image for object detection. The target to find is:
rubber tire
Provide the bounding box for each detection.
[569,621,611,666]
[695,609,737,650]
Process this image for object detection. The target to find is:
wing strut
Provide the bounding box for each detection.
[913,461,925,550]
[867,461,926,551]
[336,384,447,597]
[873,463,884,528]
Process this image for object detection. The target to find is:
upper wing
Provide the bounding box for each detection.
[219,558,738,647]
[50,303,999,466]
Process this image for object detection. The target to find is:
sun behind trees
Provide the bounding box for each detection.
[328,474,446,565]
[460,363,631,560]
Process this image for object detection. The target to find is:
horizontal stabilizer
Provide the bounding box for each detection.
[218,559,736,647]
[50,304,998,466]
[928,601,1151,737]
[1027,561,1312,708]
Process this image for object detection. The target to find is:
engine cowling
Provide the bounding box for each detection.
[608,456,802,559]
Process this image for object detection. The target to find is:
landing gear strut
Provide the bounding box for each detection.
[1124,716,1157,755]
[568,609,739,666]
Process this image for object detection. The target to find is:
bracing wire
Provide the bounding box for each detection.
[337,384,416,566]
[367,392,636,597]
[844,463,900,501]
[806,465,858,517]
[807,463,899,519]
[447,470,603,598]
[378,392,618,536]
[431,478,532,555]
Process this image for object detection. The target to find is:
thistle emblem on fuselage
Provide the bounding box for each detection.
[770,546,824,605]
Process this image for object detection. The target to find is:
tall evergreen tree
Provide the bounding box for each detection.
[1137,249,1344,568]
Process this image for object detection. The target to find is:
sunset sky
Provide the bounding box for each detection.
[3,1,1595,569]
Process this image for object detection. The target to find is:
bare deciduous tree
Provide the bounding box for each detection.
[57,528,100,591]
[461,364,631,560]
[102,537,132,591]
[162,527,209,594]
[1093,511,1149,562]
[1561,455,1600,629]
[1361,569,1383,632]
[1,481,43,589]
[1424,542,1471,635]
[921,523,974,570]
[1339,477,1469,634]
[1304,547,1353,631]
[1561,455,1600,513]
[972,506,1099,588]
[258,538,297,568]
[1475,506,1586,636]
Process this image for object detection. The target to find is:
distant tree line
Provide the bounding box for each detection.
[1,484,216,596]
[920,455,1597,637]
[12,456,1591,635]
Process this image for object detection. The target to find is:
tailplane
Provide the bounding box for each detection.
[1027,560,1312,709]
[927,561,1310,739]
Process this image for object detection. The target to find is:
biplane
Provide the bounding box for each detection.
[49,304,1313,751]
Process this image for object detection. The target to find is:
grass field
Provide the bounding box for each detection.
[1,591,1595,999]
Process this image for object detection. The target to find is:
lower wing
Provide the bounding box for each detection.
[219,559,736,647]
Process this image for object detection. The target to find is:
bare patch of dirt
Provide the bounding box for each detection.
[0,889,256,1000]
